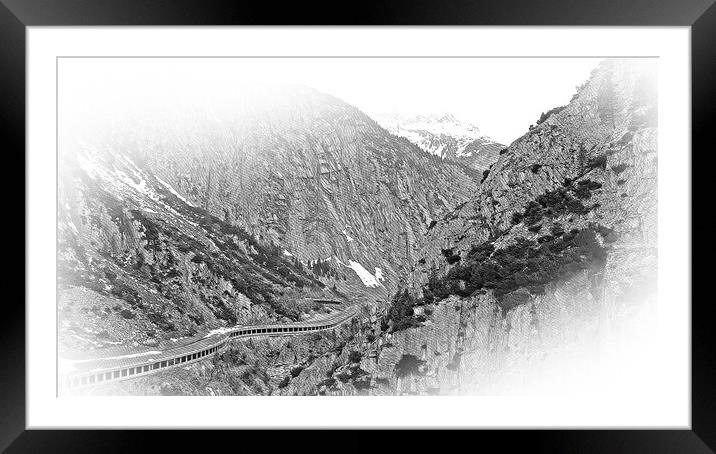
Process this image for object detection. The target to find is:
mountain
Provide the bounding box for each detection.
[376,112,504,172]
[59,59,659,396]
[345,58,659,395]
[57,85,480,355]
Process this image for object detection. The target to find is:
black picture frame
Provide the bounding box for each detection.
[4,0,712,450]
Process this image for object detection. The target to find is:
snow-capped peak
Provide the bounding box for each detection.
[375,112,499,160]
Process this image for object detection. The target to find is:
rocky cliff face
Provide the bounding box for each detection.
[346,58,659,395]
[376,113,504,172]
[413,59,656,285]
[87,87,479,302]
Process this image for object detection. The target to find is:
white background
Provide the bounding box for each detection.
[57,56,602,145]
[27,27,690,428]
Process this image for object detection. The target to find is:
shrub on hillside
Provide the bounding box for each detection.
[574,180,603,199]
[422,228,608,309]
[348,351,363,364]
[110,282,141,306]
[537,234,554,243]
[536,105,567,125]
[587,154,608,170]
[394,355,425,378]
[528,224,543,233]
[523,201,544,226]
[386,290,423,332]
[550,223,565,237]
[119,309,135,319]
[517,181,597,227]
[611,163,629,174]
[446,254,462,265]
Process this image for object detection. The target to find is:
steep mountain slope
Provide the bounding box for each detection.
[376,113,504,172]
[415,59,656,286]
[58,86,480,356]
[84,86,479,301]
[343,58,659,395]
[58,149,342,354]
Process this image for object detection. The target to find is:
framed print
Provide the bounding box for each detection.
[5,0,714,450]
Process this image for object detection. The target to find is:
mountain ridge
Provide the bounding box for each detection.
[375,112,505,172]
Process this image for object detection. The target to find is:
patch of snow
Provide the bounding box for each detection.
[115,156,163,202]
[121,156,147,177]
[389,113,484,139]
[283,250,293,257]
[342,228,355,242]
[375,267,385,282]
[66,221,79,235]
[204,325,237,338]
[376,112,498,159]
[347,260,383,288]
[156,175,195,207]
[77,151,116,184]
[115,168,149,194]
[77,150,167,205]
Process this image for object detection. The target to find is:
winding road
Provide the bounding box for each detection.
[59,305,357,392]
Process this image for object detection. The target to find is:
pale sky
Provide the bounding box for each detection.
[60,57,602,146]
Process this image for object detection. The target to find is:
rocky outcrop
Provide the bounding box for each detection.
[359,264,654,395]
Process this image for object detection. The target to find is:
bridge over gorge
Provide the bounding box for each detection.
[59,305,358,393]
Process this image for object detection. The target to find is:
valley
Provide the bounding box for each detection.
[57,58,658,396]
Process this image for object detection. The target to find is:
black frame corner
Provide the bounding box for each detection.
[5,0,713,451]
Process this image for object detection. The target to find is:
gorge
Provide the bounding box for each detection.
[57,58,658,396]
